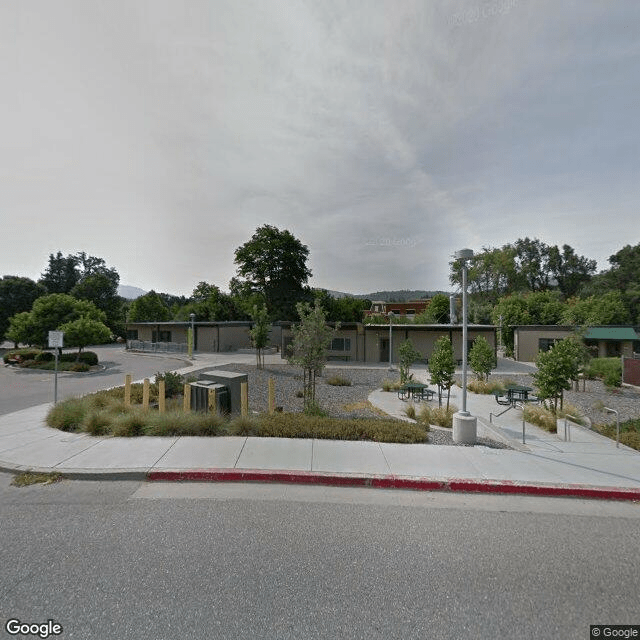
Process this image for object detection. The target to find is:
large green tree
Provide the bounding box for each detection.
[6,294,106,347]
[58,317,112,356]
[232,225,312,321]
[548,244,596,298]
[127,291,171,322]
[0,276,46,340]
[39,252,81,293]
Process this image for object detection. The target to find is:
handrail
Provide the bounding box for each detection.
[604,407,620,448]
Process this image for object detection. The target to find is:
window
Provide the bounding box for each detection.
[538,338,557,352]
[406,309,416,315]
[331,337,351,351]
[126,329,138,340]
[152,330,172,343]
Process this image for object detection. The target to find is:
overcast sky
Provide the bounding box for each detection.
[1,1,638,297]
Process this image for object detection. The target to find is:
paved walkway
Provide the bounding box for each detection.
[1,353,638,500]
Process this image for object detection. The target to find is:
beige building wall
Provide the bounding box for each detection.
[514,327,573,362]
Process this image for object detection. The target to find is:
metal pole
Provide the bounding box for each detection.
[54,351,59,404]
[461,260,468,414]
[388,312,394,371]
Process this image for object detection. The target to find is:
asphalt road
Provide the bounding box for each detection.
[1,476,639,640]
[0,345,188,416]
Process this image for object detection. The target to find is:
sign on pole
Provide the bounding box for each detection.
[48,331,64,404]
[48,331,64,349]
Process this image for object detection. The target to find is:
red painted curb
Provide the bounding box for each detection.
[146,469,640,502]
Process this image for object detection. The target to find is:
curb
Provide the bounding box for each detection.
[147,469,640,502]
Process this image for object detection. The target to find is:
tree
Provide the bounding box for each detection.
[492,295,531,355]
[547,244,596,298]
[514,237,552,291]
[429,336,456,409]
[533,337,585,412]
[0,276,46,339]
[58,317,111,357]
[232,225,312,321]
[71,272,123,335]
[249,304,270,369]
[469,336,495,381]
[561,292,630,325]
[398,339,422,384]
[185,282,243,321]
[415,294,449,323]
[286,302,337,410]
[6,294,105,348]
[127,291,171,322]
[39,252,81,293]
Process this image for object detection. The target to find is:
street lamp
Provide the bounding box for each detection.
[453,248,477,444]
[387,311,394,371]
[189,313,196,359]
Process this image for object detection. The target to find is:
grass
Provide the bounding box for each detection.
[403,404,417,420]
[325,375,352,386]
[11,472,62,487]
[522,402,585,433]
[382,379,402,392]
[342,401,388,417]
[417,404,457,428]
[593,417,640,451]
[467,379,504,395]
[46,392,429,443]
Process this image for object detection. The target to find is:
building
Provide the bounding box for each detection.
[280,322,496,364]
[125,321,282,353]
[513,325,640,362]
[364,300,431,319]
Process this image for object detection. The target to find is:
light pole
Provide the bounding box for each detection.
[453,248,477,444]
[387,311,394,371]
[189,313,196,359]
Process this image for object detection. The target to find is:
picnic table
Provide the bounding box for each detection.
[493,384,538,406]
[398,382,435,402]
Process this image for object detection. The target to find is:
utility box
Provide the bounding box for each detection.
[190,381,230,416]
[199,370,248,416]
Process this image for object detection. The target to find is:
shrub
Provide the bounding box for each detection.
[35,351,55,362]
[47,398,87,432]
[295,389,304,398]
[584,358,621,384]
[523,404,557,432]
[78,351,98,366]
[303,401,329,417]
[70,363,90,372]
[467,379,504,395]
[144,411,224,437]
[226,415,258,436]
[154,371,184,398]
[84,410,112,436]
[418,404,457,428]
[111,409,147,437]
[3,349,41,364]
[326,375,352,386]
[403,404,416,420]
[382,379,402,392]
[621,432,640,451]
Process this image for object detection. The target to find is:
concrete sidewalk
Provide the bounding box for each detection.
[0,355,638,501]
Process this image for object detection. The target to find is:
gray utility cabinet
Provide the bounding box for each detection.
[199,370,248,417]
[190,382,230,415]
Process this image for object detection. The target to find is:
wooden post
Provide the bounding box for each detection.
[142,378,150,410]
[183,383,191,412]
[268,377,275,414]
[208,388,217,415]
[158,380,165,413]
[124,374,131,407]
[241,381,248,417]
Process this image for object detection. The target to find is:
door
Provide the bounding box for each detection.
[379,338,389,362]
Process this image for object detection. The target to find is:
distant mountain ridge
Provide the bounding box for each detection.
[325,289,450,301]
[118,285,147,300]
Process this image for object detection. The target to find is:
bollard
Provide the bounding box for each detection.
[268,378,275,414]
[142,378,150,410]
[208,388,217,415]
[183,383,191,412]
[241,381,248,417]
[158,380,165,413]
[124,374,132,407]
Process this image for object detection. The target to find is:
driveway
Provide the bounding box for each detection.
[0,344,189,416]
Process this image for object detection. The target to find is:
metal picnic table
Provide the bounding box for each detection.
[397,382,435,402]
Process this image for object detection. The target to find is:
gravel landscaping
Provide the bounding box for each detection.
[207,363,510,449]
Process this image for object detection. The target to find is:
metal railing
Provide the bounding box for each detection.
[127,340,188,354]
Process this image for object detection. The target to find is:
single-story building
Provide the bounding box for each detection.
[125,321,282,353]
[513,325,640,362]
[280,322,497,364]
[364,300,431,319]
